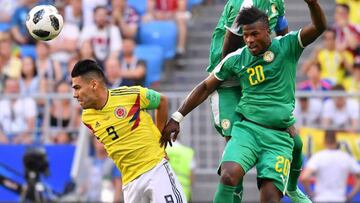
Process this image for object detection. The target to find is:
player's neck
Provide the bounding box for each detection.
[94,88,109,110]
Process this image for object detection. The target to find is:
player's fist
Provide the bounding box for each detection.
[160,119,180,148]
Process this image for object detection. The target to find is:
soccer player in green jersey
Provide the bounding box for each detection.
[160,0,326,202]
[208,0,307,202]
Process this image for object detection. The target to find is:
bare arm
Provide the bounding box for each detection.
[222,30,244,59]
[178,74,222,116]
[155,94,168,132]
[301,168,315,199]
[113,177,123,203]
[300,0,327,47]
[160,74,222,147]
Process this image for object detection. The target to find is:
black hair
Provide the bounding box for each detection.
[336,3,350,13]
[331,84,345,91]
[236,6,269,28]
[21,56,38,79]
[71,59,106,83]
[324,130,337,145]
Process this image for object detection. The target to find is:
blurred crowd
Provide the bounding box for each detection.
[0,0,196,145]
[294,1,360,133]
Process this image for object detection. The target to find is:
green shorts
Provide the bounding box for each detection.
[220,120,294,194]
[209,86,241,137]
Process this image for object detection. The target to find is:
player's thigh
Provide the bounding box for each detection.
[209,86,241,137]
[220,121,259,173]
[253,125,294,195]
[150,161,187,203]
[123,175,149,203]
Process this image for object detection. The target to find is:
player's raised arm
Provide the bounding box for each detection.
[300,0,327,47]
[160,74,222,148]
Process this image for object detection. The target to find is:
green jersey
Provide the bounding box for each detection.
[214,31,304,129]
[207,0,285,72]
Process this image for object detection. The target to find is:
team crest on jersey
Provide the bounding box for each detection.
[114,106,127,118]
[263,51,274,62]
[221,119,231,130]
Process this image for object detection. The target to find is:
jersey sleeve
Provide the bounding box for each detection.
[226,13,243,37]
[213,54,238,81]
[279,30,305,62]
[139,87,161,110]
[271,0,285,16]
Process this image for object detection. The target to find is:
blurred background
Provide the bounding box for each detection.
[1,0,360,202]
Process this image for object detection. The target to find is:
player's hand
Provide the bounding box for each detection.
[160,119,180,148]
[286,125,297,138]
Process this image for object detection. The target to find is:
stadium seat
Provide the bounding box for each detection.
[128,0,147,16]
[0,23,11,32]
[139,21,177,59]
[135,45,164,87]
[20,45,36,59]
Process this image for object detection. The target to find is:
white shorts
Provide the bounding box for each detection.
[123,159,187,203]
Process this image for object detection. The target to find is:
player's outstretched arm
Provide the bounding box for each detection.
[300,0,327,47]
[155,94,169,132]
[160,74,222,148]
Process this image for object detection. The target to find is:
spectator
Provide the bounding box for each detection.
[80,137,122,202]
[50,130,73,144]
[0,0,18,24]
[333,4,360,57]
[336,0,360,26]
[79,40,95,61]
[64,0,84,30]
[302,29,352,85]
[36,41,63,93]
[0,77,37,144]
[49,80,80,130]
[298,62,333,92]
[49,1,80,71]
[143,0,190,57]
[302,130,360,202]
[166,140,196,202]
[294,97,323,128]
[10,0,38,45]
[104,56,122,88]
[82,0,108,29]
[19,56,40,96]
[0,31,21,80]
[322,84,359,132]
[111,0,140,39]
[120,38,146,86]
[343,62,360,93]
[80,5,122,66]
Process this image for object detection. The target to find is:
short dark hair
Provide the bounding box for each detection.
[71,59,106,83]
[336,3,350,13]
[324,130,337,145]
[236,6,269,28]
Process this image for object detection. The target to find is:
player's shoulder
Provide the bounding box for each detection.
[110,86,142,96]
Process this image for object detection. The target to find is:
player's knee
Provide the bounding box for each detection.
[220,171,238,186]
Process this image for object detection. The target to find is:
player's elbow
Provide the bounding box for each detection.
[158,94,169,110]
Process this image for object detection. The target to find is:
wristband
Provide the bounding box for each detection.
[171,111,184,123]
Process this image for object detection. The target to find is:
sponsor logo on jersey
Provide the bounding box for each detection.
[114,106,127,118]
[221,119,231,130]
[95,121,100,128]
[263,51,274,62]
